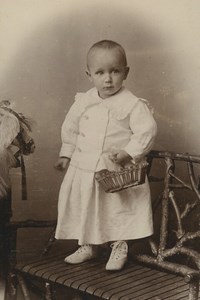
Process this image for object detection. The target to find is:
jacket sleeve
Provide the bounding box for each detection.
[123,100,157,161]
[59,94,83,158]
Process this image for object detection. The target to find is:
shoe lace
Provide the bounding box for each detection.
[110,241,128,260]
[76,244,91,254]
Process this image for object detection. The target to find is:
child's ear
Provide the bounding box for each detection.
[86,70,92,82]
[124,67,130,79]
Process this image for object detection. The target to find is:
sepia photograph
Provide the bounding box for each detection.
[0,1,200,299]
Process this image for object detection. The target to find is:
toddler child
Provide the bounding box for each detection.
[55,40,157,271]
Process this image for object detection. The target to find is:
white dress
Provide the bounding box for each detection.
[55,87,157,245]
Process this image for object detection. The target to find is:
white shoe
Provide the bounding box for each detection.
[106,241,128,271]
[64,245,97,264]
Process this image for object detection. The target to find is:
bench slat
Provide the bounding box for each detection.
[58,262,105,286]
[80,266,151,295]
[19,254,65,273]
[123,278,185,300]
[107,272,182,299]
[160,286,191,300]
[101,272,169,299]
[70,265,139,290]
[79,264,144,293]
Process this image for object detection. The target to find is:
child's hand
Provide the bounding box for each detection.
[54,157,70,171]
[109,150,132,166]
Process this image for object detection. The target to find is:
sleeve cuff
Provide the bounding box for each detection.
[123,139,155,161]
[59,143,75,158]
[123,143,142,160]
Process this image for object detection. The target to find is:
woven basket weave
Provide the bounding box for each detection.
[95,162,148,193]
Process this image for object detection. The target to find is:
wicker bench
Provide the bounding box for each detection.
[15,252,198,300]
[3,150,200,299]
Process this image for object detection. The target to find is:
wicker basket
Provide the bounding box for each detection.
[95,162,148,193]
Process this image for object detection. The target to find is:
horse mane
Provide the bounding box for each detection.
[18,113,34,132]
[0,110,20,150]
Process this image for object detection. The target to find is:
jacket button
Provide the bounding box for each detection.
[80,132,85,137]
[77,147,82,152]
[84,115,89,120]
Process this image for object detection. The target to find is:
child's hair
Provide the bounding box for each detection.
[87,40,127,68]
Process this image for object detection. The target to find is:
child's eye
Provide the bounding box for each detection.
[96,71,103,75]
[112,69,119,74]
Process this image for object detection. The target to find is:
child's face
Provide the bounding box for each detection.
[86,48,129,99]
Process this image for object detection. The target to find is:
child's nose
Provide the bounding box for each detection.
[104,73,112,83]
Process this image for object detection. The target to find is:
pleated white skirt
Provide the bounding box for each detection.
[55,165,153,245]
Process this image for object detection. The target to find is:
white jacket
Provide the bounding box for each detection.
[59,87,157,171]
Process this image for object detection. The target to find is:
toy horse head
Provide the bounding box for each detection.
[0,100,35,198]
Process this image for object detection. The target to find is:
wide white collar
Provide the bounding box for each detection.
[74,87,152,120]
[87,87,139,120]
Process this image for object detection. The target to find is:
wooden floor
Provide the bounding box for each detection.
[15,254,200,300]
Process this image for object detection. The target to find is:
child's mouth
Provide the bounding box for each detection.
[104,86,114,90]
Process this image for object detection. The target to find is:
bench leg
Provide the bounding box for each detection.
[72,294,84,300]
[45,282,53,300]
[6,273,17,300]
[17,275,31,300]
[43,228,56,255]
[189,279,199,300]
[71,291,92,300]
